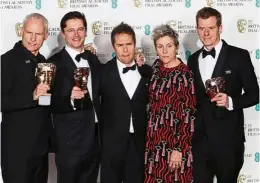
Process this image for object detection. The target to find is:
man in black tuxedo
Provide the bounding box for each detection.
[187,7,259,183]
[99,22,152,183]
[1,13,52,183]
[49,11,101,183]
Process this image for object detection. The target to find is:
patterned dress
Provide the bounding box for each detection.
[144,59,196,183]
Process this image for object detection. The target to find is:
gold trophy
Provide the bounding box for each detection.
[74,67,90,109]
[205,77,226,99]
[35,63,56,105]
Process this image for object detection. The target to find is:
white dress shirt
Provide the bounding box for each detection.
[66,46,98,122]
[198,40,233,110]
[117,59,141,133]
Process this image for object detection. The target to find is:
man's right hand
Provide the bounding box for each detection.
[33,84,50,100]
[71,86,86,99]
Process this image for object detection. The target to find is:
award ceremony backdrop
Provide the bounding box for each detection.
[0,0,259,182]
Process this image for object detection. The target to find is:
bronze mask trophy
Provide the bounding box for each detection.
[35,63,56,105]
[205,77,226,99]
[74,67,90,109]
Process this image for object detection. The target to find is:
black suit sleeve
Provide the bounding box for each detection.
[138,64,153,78]
[1,54,37,113]
[50,61,74,113]
[232,50,259,109]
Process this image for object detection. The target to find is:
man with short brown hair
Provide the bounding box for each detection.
[188,7,259,183]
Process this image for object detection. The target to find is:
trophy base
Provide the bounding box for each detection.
[39,95,51,106]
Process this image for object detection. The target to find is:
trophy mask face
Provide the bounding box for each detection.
[21,18,48,56]
[196,16,222,50]
[61,18,87,52]
[113,33,136,66]
[74,68,89,89]
[36,64,55,84]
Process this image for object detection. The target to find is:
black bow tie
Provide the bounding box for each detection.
[75,52,87,62]
[202,48,216,58]
[122,64,136,74]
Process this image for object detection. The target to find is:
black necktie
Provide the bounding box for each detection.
[75,53,87,62]
[202,48,216,58]
[122,64,136,74]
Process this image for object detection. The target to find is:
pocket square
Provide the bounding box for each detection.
[225,70,231,74]
[25,60,30,63]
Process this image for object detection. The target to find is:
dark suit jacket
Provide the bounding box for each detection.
[187,40,259,146]
[99,57,152,159]
[1,41,51,157]
[49,48,101,155]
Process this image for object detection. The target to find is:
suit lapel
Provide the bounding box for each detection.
[61,48,77,78]
[15,43,40,85]
[85,51,99,100]
[132,77,146,100]
[211,40,228,78]
[111,58,131,100]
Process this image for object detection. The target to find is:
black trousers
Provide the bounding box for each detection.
[1,118,50,183]
[192,138,244,183]
[55,123,100,183]
[100,133,144,183]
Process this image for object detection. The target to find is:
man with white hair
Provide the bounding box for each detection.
[1,13,52,183]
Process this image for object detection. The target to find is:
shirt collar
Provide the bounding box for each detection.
[116,59,135,72]
[65,45,84,60]
[203,40,223,56]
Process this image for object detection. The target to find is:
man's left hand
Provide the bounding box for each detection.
[211,92,229,108]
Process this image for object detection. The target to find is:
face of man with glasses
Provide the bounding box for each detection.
[196,16,222,50]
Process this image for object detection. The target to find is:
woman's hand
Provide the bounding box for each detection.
[169,150,182,171]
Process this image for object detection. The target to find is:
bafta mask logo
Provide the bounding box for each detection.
[15,22,23,37]
[237,19,247,33]
[166,20,177,30]
[133,0,142,7]
[237,174,246,183]
[206,0,215,7]
[58,0,68,8]
[92,21,102,35]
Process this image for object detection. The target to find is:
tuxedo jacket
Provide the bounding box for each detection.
[99,57,152,159]
[1,41,52,156]
[187,40,259,146]
[49,48,101,155]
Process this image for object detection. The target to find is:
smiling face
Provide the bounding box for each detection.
[61,18,86,52]
[21,18,48,56]
[155,35,178,65]
[197,16,222,50]
[113,33,136,66]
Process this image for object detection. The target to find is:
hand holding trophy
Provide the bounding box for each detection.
[205,77,226,99]
[73,67,90,109]
[35,63,56,105]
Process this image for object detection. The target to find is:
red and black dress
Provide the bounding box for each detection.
[144,59,196,183]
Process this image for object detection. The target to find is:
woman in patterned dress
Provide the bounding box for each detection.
[144,24,196,183]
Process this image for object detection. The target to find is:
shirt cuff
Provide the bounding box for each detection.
[71,99,76,110]
[227,96,233,111]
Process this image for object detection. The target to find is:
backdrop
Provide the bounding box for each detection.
[0,0,259,182]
